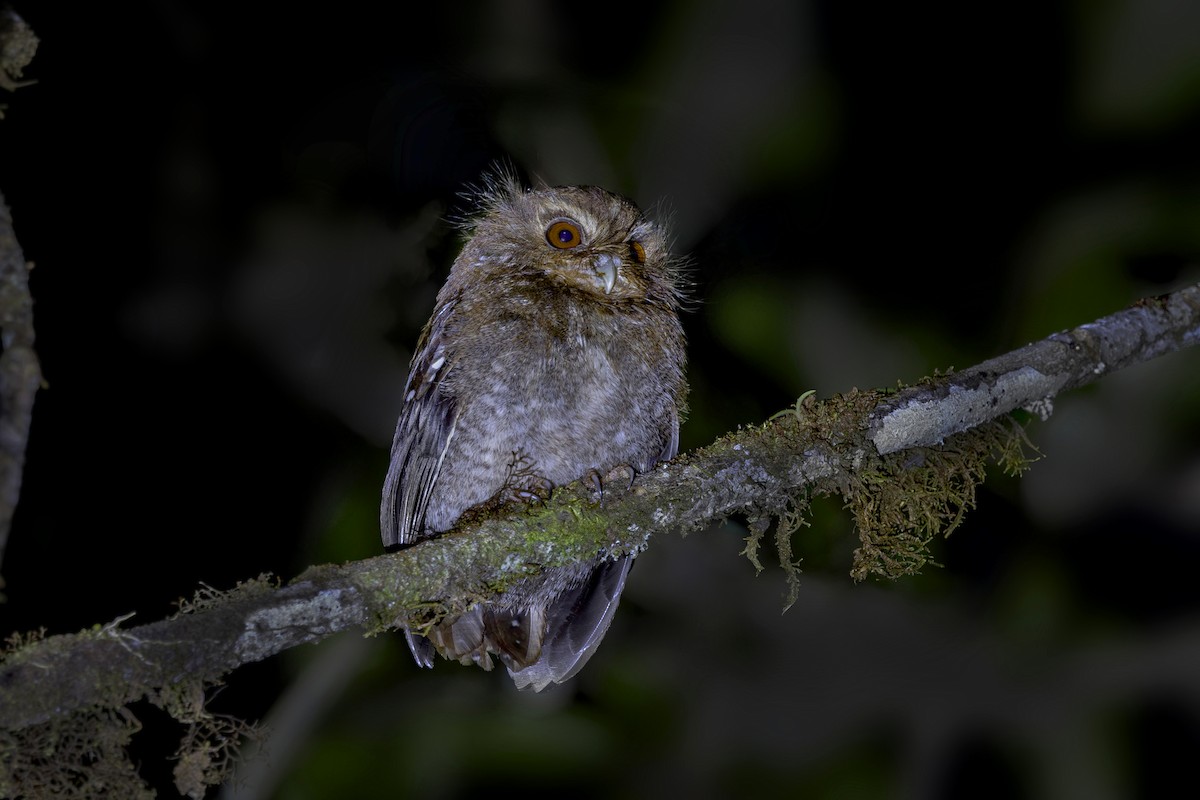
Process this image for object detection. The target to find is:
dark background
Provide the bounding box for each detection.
[2,2,1199,798]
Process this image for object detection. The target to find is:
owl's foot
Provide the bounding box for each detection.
[493,476,554,507]
[459,474,554,526]
[585,464,637,506]
[502,450,553,504]
[487,449,555,508]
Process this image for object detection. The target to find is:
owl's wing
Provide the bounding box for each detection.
[660,405,681,463]
[380,303,458,548]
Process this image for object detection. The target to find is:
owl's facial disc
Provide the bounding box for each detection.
[593,253,620,294]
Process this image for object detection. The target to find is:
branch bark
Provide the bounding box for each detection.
[0,282,1197,733]
[0,189,41,583]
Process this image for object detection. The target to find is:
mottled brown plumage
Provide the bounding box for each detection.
[381,176,687,691]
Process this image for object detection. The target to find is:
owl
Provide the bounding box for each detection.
[380,176,688,691]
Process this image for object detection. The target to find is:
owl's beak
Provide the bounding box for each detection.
[593,253,620,295]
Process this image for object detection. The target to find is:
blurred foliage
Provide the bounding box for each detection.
[0,0,1198,798]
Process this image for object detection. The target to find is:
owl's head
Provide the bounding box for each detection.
[450,176,682,308]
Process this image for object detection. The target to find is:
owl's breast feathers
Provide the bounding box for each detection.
[385,283,681,542]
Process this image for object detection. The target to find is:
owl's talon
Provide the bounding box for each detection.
[585,464,637,507]
[585,469,604,500]
[604,463,637,491]
[500,479,551,507]
[461,476,553,523]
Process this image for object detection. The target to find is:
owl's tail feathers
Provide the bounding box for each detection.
[401,556,634,691]
[508,555,634,692]
[403,627,437,669]
[408,603,548,673]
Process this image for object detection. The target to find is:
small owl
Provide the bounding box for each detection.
[381,176,687,691]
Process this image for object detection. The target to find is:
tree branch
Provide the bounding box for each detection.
[0,5,41,584]
[1,282,1197,734]
[0,189,41,584]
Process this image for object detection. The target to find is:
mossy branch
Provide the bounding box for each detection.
[1,283,1197,750]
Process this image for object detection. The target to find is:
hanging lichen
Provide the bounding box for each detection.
[743,389,1041,596]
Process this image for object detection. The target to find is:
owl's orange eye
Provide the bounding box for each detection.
[629,240,646,264]
[546,220,583,249]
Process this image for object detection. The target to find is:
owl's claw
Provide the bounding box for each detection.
[498,476,553,507]
[585,464,637,506]
[606,463,637,490]
[460,473,553,524]
[585,469,604,496]
[489,450,553,506]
